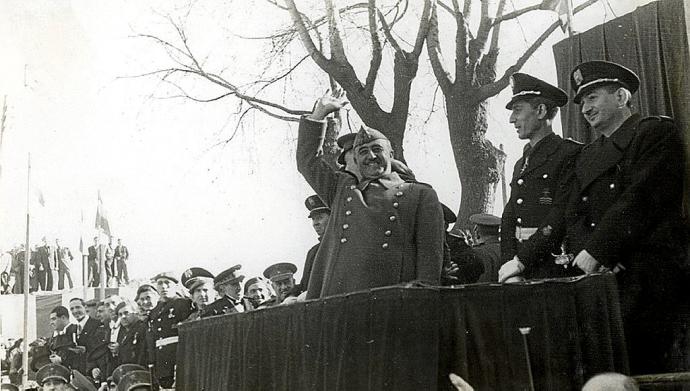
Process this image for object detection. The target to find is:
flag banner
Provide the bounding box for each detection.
[34,188,45,207]
[95,191,111,237]
[79,210,84,253]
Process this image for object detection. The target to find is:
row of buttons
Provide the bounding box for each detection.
[339,186,403,248]
[516,173,550,186]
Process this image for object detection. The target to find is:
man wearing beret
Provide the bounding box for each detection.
[515,61,685,374]
[201,265,254,317]
[297,90,445,298]
[180,267,217,321]
[146,272,193,388]
[300,195,330,292]
[498,73,583,282]
[243,276,272,308]
[114,300,148,367]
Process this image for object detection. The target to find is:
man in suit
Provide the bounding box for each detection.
[45,306,77,369]
[66,297,108,380]
[87,237,106,287]
[36,237,56,291]
[300,195,330,293]
[498,73,582,282]
[297,91,445,299]
[202,265,253,316]
[54,239,74,290]
[114,238,130,286]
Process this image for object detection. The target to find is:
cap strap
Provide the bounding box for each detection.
[512,90,542,98]
[576,78,620,95]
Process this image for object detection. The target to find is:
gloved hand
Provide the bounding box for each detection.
[498,257,525,283]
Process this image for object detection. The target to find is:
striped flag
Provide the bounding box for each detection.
[95,190,111,237]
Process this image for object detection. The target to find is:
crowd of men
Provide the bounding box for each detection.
[1,59,686,389]
[0,237,131,295]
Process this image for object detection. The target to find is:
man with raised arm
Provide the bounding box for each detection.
[297,90,444,299]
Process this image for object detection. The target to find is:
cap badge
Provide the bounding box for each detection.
[573,69,583,86]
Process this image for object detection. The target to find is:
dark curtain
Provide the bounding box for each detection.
[177,275,626,391]
[35,293,63,338]
[553,0,689,144]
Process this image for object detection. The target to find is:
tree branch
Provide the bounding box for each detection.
[325,0,348,62]
[426,0,453,93]
[284,0,332,70]
[411,0,432,57]
[491,3,541,26]
[364,0,383,94]
[377,8,404,54]
[476,0,599,101]
[468,0,492,69]
[489,0,507,53]
[452,0,468,83]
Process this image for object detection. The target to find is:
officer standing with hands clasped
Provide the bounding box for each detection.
[498,73,582,282]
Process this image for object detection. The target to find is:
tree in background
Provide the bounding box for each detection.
[139,0,596,227]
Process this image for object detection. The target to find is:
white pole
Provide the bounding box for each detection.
[21,153,31,386]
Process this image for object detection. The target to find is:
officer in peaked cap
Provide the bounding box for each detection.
[297,91,444,299]
[499,72,583,282]
[570,60,639,104]
[36,363,71,389]
[468,214,503,282]
[146,272,193,389]
[112,363,146,385]
[301,195,331,293]
[180,267,217,321]
[116,370,152,391]
[559,60,683,375]
[202,265,253,317]
[263,262,298,304]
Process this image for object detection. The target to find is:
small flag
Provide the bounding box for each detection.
[35,188,45,207]
[95,190,111,237]
[540,0,572,33]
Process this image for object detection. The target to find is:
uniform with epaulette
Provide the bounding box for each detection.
[146,273,193,389]
[297,120,445,298]
[526,61,686,374]
[500,72,583,279]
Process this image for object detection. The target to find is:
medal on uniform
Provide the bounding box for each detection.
[168,308,175,319]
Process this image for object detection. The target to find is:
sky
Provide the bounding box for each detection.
[0,0,650,283]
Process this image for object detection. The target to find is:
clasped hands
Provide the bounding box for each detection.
[498,250,602,283]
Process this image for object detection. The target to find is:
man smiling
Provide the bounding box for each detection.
[297,90,444,299]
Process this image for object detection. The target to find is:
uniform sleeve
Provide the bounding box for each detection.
[515,144,581,268]
[413,188,444,284]
[585,120,684,267]
[296,116,340,206]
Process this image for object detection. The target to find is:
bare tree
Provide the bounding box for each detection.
[140,0,597,226]
[425,0,597,226]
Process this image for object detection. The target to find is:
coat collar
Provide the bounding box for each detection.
[515,132,561,179]
[577,113,639,190]
[358,171,404,191]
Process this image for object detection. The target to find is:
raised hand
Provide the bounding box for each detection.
[308,89,349,120]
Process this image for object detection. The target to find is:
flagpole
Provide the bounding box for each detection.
[21,153,31,387]
[566,0,575,36]
[98,192,106,301]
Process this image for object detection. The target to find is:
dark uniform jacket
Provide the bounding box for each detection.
[118,320,148,367]
[473,238,502,283]
[521,114,687,374]
[48,330,77,369]
[147,297,194,387]
[201,295,254,317]
[297,118,445,299]
[299,242,320,291]
[501,132,582,278]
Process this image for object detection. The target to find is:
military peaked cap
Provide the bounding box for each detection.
[263,262,297,282]
[36,363,70,385]
[180,267,215,291]
[506,73,568,110]
[571,60,640,104]
[305,195,330,218]
[214,265,245,286]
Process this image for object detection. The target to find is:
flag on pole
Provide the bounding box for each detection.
[540,0,573,33]
[35,188,45,207]
[95,190,111,237]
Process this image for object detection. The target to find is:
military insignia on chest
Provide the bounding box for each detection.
[167,307,175,319]
[538,189,553,205]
